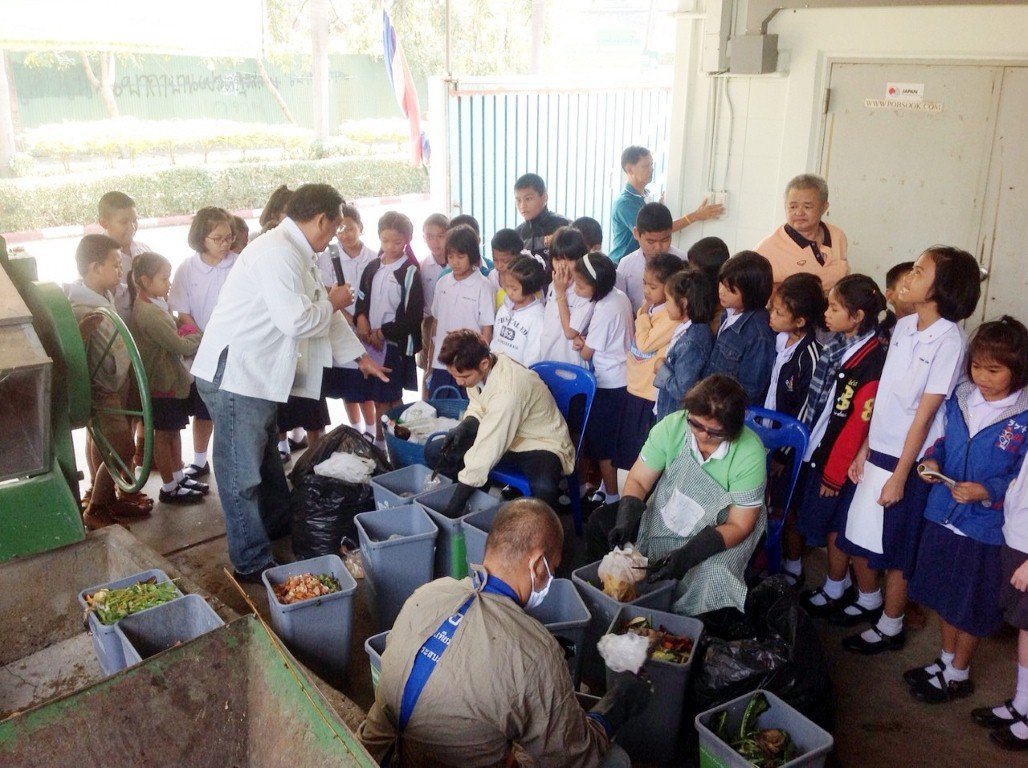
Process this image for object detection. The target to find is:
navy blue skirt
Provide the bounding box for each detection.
[368,344,418,402]
[582,386,627,462]
[794,466,857,548]
[908,521,1003,637]
[323,366,372,402]
[612,391,653,469]
[837,452,929,574]
[1000,545,1028,631]
[277,395,330,432]
[188,381,211,421]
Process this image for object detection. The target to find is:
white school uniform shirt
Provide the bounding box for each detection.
[368,258,409,330]
[614,244,686,315]
[540,284,593,368]
[190,216,364,402]
[168,251,238,331]
[803,332,874,463]
[316,242,377,312]
[1004,451,1028,553]
[868,314,965,458]
[430,270,496,369]
[491,298,544,367]
[586,288,633,389]
[419,256,446,317]
[763,332,801,412]
[113,240,151,321]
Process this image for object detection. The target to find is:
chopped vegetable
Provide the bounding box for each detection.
[718,692,798,768]
[84,578,179,625]
[617,615,694,664]
[272,573,341,605]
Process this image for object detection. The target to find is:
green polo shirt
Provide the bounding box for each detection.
[609,183,646,263]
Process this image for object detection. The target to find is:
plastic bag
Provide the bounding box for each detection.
[597,631,650,674]
[597,545,648,601]
[692,576,835,731]
[313,452,377,483]
[290,424,391,560]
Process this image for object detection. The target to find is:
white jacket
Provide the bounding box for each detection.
[191,217,364,402]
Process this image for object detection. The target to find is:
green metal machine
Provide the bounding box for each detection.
[0,237,152,562]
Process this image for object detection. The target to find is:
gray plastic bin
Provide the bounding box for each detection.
[695,689,834,768]
[371,464,452,509]
[571,560,674,690]
[261,554,358,680]
[461,505,500,570]
[526,578,591,685]
[364,631,389,693]
[604,605,704,765]
[114,594,224,665]
[355,505,438,630]
[77,568,182,675]
[416,484,500,579]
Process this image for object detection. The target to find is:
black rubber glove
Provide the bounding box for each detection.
[444,482,477,519]
[589,671,653,734]
[607,496,647,548]
[646,526,726,583]
[441,416,480,455]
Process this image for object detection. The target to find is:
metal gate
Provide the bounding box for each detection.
[443,80,672,244]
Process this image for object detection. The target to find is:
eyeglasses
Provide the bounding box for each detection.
[206,235,234,245]
[686,416,727,441]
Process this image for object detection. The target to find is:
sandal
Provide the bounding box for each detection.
[108,500,153,520]
[973,699,1022,729]
[990,710,1028,751]
[910,670,973,703]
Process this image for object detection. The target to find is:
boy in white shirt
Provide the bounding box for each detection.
[98,191,152,321]
[615,203,686,314]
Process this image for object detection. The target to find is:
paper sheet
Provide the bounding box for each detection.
[844,461,891,554]
[659,489,707,538]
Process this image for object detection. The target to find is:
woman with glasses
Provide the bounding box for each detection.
[586,374,767,631]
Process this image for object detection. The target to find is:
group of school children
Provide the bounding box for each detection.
[65,169,1028,751]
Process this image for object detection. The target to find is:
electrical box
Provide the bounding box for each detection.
[701,0,733,74]
[729,34,779,75]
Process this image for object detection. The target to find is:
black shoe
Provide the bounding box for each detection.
[799,585,855,618]
[973,700,1022,729]
[910,670,973,703]
[842,626,906,655]
[828,598,884,627]
[904,658,944,687]
[159,485,205,505]
[280,450,290,463]
[288,436,308,450]
[232,561,279,584]
[991,721,1028,751]
[780,569,804,589]
[179,477,209,495]
[500,484,521,500]
[183,462,210,479]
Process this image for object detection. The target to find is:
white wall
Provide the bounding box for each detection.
[667,3,1028,255]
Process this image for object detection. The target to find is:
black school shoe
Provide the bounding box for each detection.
[991,717,1028,751]
[841,626,906,654]
[183,462,210,479]
[973,700,1022,729]
[179,477,210,495]
[910,670,973,703]
[799,585,855,618]
[828,598,884,627]
[159,484,205,505]
[288,436,308,450]
[903,658,945,687]
[233,560,279,584]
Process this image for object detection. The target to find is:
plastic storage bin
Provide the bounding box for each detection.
[526,578,591,685]
[461,505,500,569]
[114,594,224,665]
[261,554,358,680]
[77,568,182,675]
[385,391,468,468]
[695,689,834,768]
[371,464,452,509]
[355,505,438,630]
[605,605,705,765]
[364,631,390,692]
[416,484,501,578]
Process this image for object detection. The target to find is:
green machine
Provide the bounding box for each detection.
[0,237,152,562]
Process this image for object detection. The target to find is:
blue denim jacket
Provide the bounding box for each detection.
[654,322,714,421]
[702,308,776,405]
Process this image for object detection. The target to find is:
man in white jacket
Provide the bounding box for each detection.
[192,184,387,581]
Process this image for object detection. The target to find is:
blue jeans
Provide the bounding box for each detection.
[196,352,290,574]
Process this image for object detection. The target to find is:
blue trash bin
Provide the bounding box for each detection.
[371,464,452,509]
[114,594,224,666]
[461,505,501,570]
[526,578,591,685]
[415,484,500,579]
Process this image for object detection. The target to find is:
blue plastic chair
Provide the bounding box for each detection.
[744,406,810,575]
[489,362,597,535]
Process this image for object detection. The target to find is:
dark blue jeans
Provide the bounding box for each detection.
[196,352,290,574]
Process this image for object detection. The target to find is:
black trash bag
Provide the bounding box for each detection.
[692,576,835,731]
[289,424,392,560]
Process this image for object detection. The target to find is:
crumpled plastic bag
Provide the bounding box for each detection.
[597,631,650,674]
[313,452,377,483]
[597,545,648,601]
[405,416,461,444]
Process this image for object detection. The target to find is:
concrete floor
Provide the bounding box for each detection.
[95,445,1018,768]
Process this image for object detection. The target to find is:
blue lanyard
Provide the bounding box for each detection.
[397,574,519,732]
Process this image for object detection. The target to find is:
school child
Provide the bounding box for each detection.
[540,227,592,368]
[614,202,686,314]
[654,268,718,422]
[837,246,983,655]
[514,173,570,258]
[572,216,603,253]
[788,276,887,595]
[418,213,450,396]
[258,184,293,235]
[765,273,827,419]
[427,224,496,397]
[129,252,208,505]
[488,228,524,308]
[615,253,688,473]
[230,215,250,254]
[905,317,1028,704]
[688,236,731,335]
[880,260,915,344]
[168,207,236,478]
[491,255,548,367]
[355,211,424,442]
[703,252,777,405]
[570,252,633,506]
[318,204,379,438]
[98,191,151,321]
[980,448,1028,749]
[67,235,149,529]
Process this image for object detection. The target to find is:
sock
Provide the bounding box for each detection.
[820,575,851,602]
[278,439,290,454]
[173,469,184,483]
[842,589,882,617]
[1014,664,1028,715]
[782,559,803,578]
[861,613,903,642]
[605,492,620,503]
[928,660,969,690]
[940,650,955,668]
[162,480,178,493]
[193,451,207,468]
[290,428,305,442]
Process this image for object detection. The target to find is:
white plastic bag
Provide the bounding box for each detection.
[597,631,650,675]
[597,545,648,601]
[312,452,377,484]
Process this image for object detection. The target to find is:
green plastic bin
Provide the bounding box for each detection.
[364,631,389,692]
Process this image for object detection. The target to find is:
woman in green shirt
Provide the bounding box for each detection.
[586,375,767,624]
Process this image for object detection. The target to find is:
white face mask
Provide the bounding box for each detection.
[525,556,552,610]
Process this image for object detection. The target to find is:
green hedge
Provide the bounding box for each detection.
[0,156,428,232]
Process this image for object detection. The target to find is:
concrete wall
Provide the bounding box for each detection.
[666,2,1028,255]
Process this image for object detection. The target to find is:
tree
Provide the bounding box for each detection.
[80,52,119,119]
[0,51,16,176]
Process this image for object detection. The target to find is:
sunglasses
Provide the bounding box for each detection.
[686,416,727,441]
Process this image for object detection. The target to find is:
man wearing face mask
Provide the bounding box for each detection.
[357,498,650,766]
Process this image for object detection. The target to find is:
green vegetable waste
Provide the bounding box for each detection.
[85,578,179,625]
[711,692,798,768]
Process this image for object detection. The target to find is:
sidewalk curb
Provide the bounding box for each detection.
[1,193,431,245]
